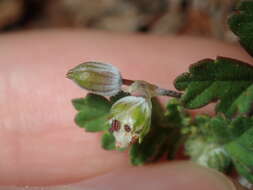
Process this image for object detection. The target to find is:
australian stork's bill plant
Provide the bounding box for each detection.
[67,1,253,189]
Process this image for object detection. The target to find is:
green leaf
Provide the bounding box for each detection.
[184,115,228,171]
[72,98,87,111]
[229,0,253,57]
[166,98,191,127]
[225,127,253,183]
[185,136,231,172]
[72,93,112,132]
[130,98,190,165]
[72,92,131,149]
[185,115,253,172]
[101,132,116,150]
[174,57,253,117]
[189,115,253,145]
[72,93,112,112]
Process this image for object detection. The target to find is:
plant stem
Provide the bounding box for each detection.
[122,78,134,86]
[123,78,182,98]
[157,88,182,98]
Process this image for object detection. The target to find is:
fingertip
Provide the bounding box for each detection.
[79,161,236,190]
[0,161,237,190]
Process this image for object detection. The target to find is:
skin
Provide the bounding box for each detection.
[0,29,252,189]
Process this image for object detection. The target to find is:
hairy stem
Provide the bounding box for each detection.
[156,88,182,98]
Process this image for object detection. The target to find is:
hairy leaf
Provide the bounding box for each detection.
[185,115,229,171]
[174,57,253,117]
[185,115,253,172]
[185,137,231,172]
[225,127,253,183]
[193,115,253,144]
[130,98,190,165]
[101,132,116,150]
[72,93,112,132]
[229,0,253,57]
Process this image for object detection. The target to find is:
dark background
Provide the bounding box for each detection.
[0,0,238,42]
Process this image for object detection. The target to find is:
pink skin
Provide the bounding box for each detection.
[0,30,252,189]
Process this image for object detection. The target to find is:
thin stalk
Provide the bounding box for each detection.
[156,88,182,98]
[122,78,135,86]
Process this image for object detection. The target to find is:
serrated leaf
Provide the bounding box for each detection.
[189,115,253,145]
[75,112,109,132]
[72,93,112,112]
[72,93,112,132]
[101,132,116,150]
[185,115,230,171]
[130,98,189,165]
[165,98,191,127]
[174,57,253,117]
[225,127,253,183]
[229,0,253,57]
[185,115,253,172]
[185,136,231,172]
[72,98,87,111]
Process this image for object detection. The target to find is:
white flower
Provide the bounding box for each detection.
[109,96,152,148]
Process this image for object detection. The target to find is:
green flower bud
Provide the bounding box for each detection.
[185,137,231,172]
[109,96,152,148]
[67,62,122,96]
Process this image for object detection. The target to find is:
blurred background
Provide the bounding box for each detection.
[0,0,239,42]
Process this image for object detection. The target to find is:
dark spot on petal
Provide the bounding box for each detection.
[124,124,131,132]
[109,127,114,133]
[110,119,121,132]
[130,136,139,144]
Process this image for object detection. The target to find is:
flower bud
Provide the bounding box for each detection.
[108,96,152,148]
[67,62,122,96]
[185,137,231,172]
